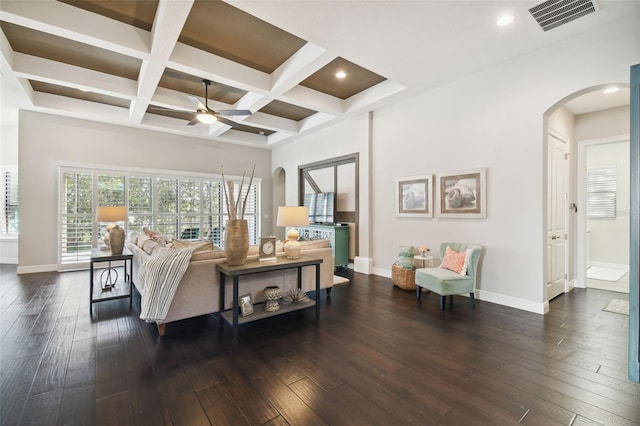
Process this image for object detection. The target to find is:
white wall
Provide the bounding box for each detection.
[0,76,21,264]
[575,105,630,141]
[273,17,637,313]
[370,17,637,313]
[18,111,272,272]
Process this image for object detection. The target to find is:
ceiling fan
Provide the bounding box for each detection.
[152,79,252,127]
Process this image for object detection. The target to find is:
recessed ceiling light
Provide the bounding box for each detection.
[603,86,619,94]
[496,14,514,27]
[335,71,347,79]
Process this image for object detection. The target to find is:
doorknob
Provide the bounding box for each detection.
[551,235,560,240]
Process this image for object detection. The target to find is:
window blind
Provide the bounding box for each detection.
[586,166,616,219]
[1,169,19,235]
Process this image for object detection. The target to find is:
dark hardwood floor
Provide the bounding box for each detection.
[1,264,638,425]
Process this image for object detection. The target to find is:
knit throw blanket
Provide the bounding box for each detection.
[139,246,196,322]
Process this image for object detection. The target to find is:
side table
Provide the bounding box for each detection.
[89,248,133,315]
[414,255,434,269]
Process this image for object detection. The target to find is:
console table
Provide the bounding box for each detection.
[89,248,133,315]
[217,255,323,339]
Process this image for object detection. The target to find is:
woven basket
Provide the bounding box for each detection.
[392,263,416,290]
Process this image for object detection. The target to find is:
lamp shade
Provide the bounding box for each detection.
[96,206,128,222]
[276,206,309,227]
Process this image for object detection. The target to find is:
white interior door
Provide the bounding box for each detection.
[547,134,568,301]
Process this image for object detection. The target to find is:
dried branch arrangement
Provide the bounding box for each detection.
[221,165,256,220]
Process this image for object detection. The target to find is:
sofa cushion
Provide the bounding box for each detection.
[190,249,227,262]
[172,239,213,252]
[298,239,330,250]
[136,234,150,249]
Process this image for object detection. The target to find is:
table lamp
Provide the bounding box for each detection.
[276,206,309,259]
[96,206,128,254]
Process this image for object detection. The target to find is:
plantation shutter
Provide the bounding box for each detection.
[2,169,19,235]
[59,166,260,267]
[586,167,616,219]
[60,170,94,263]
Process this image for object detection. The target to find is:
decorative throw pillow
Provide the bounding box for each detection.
[136,234,150,249]
[142,238,160,255]
[397,245,415,269]
[440,246,467,275]
[143,227,159,237]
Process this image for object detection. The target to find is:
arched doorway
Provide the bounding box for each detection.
[543,84,631,304]
[544,77,639,382]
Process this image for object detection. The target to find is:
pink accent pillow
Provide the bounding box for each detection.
[440,246,467,275]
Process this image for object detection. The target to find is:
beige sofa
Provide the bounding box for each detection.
[126,236,335,336]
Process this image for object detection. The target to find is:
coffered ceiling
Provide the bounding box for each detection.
[1,0,637,148]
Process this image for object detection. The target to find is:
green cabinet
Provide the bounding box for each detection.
[298,224,349,268]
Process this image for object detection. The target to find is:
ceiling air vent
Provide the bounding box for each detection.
[529,0,597,32]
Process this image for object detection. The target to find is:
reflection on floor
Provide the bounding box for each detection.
[587,270,629,294]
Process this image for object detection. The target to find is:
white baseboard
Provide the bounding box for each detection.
[0,257,18,264]
[354,256,373,274]
[17,264,58,274]
[373,268,547,314]
[373,266,392,278]
[476,289,547,314]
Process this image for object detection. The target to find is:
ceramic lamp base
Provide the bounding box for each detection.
[108,225,125,255]
[284,239,301,258]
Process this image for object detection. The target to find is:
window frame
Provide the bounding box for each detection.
[58,165,261,269]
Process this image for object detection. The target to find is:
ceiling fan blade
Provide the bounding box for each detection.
[187,116,199,126]
[216,116,242,128]
[187,95,207,112]
[216,109,252,116]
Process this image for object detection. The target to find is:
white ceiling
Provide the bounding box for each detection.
[2,0,638,147]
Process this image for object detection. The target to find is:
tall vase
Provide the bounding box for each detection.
[225,219,249,265]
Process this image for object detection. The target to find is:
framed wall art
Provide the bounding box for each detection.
[396,175,433,218]
[437,168,487,218]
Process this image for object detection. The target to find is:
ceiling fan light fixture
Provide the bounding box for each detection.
[197,112,216,124]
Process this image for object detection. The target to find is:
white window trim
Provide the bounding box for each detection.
[58,164,261,270]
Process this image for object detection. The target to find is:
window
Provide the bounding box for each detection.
[1,168,19,235]
[586,166,617,219]
[59,167,260,266]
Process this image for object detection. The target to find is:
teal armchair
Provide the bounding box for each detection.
[415,242,483,310]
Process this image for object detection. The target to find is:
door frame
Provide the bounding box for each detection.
[576,135,630,289]
[629,63,639,382]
